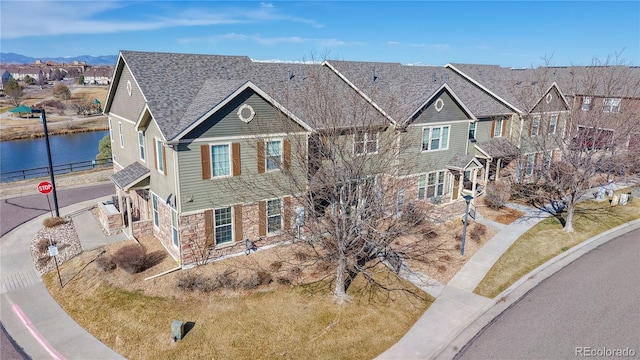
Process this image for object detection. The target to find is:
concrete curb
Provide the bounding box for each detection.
[434,218,640,359]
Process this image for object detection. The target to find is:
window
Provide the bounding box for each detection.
[531,116,540,137]
[397,189,405,213]
[603,98,621,113]
[214,207,233,245]
[468,122,477,140]
[171,209,179,248]
[152,194,159,228]
[354,131,379,155]
[582,96,592,111]
[544,150,553,169]
[549,115,558,135]
[138,131,145,162]
[525,154,535,176]
[418,170,446,200]
[118,122,124,148]
[155,139,164,173]
[211,144,230,177]
[493,118,503,137]
[109,118,114,142]
[422,126,449,151]
[266,140,282,171]
[267,199,282,233]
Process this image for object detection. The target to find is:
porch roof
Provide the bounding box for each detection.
[475,138,520,159]
[110,162,150,191]
[446,154,482,171]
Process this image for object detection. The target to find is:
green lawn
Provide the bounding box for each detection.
[474,188,640,298]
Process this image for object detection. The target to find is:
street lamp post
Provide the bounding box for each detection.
[460,195,474,256]
[32,108,60,217]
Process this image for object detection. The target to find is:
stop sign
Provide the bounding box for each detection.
[37,181,53,194]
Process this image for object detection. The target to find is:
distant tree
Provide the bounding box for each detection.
[96,135,112,164]
[51,69,63,81]
[23,75,36,85]
[53,83,71,100]
[77,75,85,85]
[4,78,24,106]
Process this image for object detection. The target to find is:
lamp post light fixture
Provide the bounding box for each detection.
[32,108,60,217]
[460,194,474,256]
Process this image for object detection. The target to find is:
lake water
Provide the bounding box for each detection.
[0,130,109,182]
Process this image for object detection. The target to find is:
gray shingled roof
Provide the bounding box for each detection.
[475,138,521,158]
[327,60,515,121]
[110,161,150,190]
[446,154,479,170]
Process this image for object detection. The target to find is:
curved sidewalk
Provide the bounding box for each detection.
[378,201,640,360]
[0,196,126,360]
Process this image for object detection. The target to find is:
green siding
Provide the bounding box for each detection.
[531,88,567,113]
[398,121,469,176]
[110,118,140,167]
[146,122,177,203]
[108,65,146,121]
[183,89,305,140]
[178,135,307,213]
[413,91,470,125]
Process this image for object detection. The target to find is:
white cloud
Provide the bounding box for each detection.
[0,0,323,39]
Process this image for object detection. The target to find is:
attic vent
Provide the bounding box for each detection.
[288,70,295,80]
[546,93,552,104]
[531,81,538,85]
[237,104,255,123]
[371,69,378,82]
[434,98,444,112]
[126,80,132,96]
[432,73,437,82]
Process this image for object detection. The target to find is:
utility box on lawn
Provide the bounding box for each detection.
[171,320,184,341]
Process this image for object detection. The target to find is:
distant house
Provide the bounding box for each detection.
[83,67,113,85]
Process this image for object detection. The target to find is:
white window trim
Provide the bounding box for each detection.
[418,170,447,200]
[549,114,558,135]
[582,96,592,111]
[525,153,535,177]
[531,116,541,137]
[266,198,283,234]
[155,138,164,174]
[171,208,179,248]
[421,125,450,152]
[152,193,160,229]
[603,98,621,113]
[138,131,146,162]
[118,122,124,148]
[266,138,283,172]
[214,206,234,246]
[209,142,232,179]
[493,118,503,138]
[109,118,114,142]
[469,121,477,140]
[354,131,379,155]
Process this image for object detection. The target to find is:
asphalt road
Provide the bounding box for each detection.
[0,183,114,237]
[456,228,640,360]
[0,182,115,359]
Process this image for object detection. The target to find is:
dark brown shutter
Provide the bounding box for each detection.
[162,145,167,176]
[257,140,265,174]
[490,121,496,138]
[234,204,243,241]
[283,196,292,230]
[232,143,241,176]
[201,145,211,179]
[153,141,158,169]
[283,139,291,170]
[204,209,214,247]
[258,201,266,236]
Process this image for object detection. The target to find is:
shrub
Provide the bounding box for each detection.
[176,273,203,291]
[216,269,237,289]
[36,238,57,254]
[294,251,308,261]
[95,253,116,272]
[485,180,511,210]
[276,277,292,286]
[112,244,147,274]
[470,223,488,242]
[43,217,66,228]
[436,265,447,273]
[269,261,283,271]
[237,272,261,290]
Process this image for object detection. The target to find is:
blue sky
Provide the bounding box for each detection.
[1,1,638,67]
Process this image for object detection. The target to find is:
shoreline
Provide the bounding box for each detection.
[0,126,109,142]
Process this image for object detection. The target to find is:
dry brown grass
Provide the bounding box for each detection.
[43,235,432,360]
[474,187,640,298]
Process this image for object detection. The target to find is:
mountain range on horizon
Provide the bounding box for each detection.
[0,52,118,66]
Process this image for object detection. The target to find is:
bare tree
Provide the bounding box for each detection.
[218,61,447,302]
[4,78,24,106]
[510,55,640,232]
